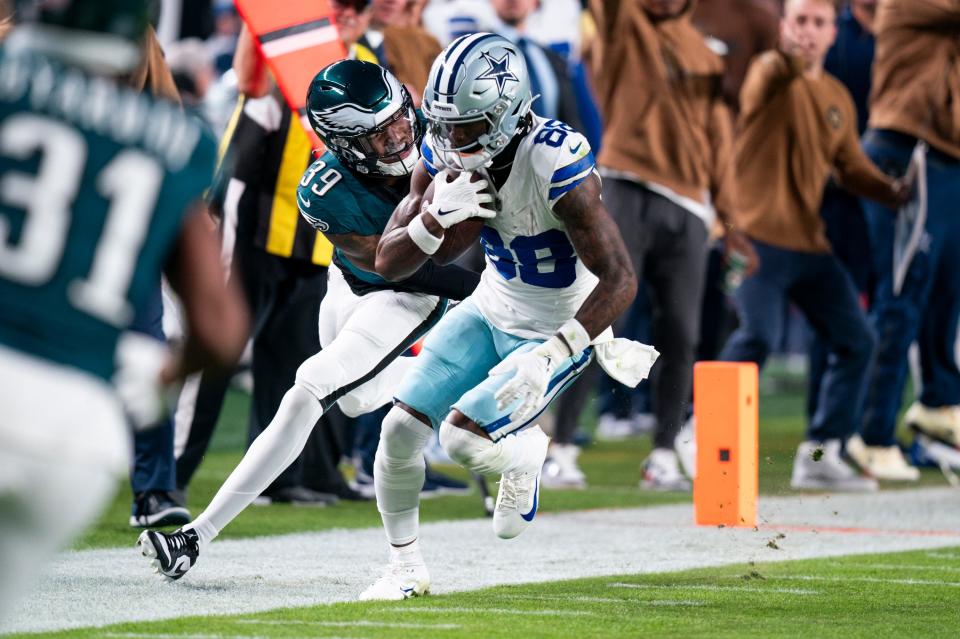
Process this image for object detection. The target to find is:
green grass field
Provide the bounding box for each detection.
[75,373,943,550]
[14,547,960,639]
[20,368,950,639]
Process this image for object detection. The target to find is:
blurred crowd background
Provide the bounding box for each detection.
[7,0,958,526]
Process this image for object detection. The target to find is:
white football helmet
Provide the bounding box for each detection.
[422,33,533,172]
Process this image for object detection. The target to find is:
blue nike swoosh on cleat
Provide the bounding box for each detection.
[520,476,539,522]
[569,142,583,154]
[401,587,415,594]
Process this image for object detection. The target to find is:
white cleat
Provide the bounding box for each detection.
[640,447,691,492]
[790,440,877,492]
[359,558,430,601]
[674,416,697,480]
[847,434,920,481]
[904,403,960,448]
[541,442,587,489]
[493,426,550,539]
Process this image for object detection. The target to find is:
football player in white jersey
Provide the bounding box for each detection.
[361,32,655,600]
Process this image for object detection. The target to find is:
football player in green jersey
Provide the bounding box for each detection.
[139,60,483,581]
[0,0,248,620]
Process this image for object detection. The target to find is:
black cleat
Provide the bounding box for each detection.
[137,528,200,581]
[129,491,191,528]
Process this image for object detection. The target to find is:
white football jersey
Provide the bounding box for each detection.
[454,115,599,338]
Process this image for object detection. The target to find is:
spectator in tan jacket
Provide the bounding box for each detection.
[720,0,907,491]
[587,0,756,491]
[857,0,960,461]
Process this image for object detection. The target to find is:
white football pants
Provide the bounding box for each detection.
[0,346,127,623]
[188,266,445,545]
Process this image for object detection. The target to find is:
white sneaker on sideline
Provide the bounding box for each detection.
[358,554,430,601]
[596,412,655,441]
[790,440,877,491]
[493,427,550,539]
[674,416,696,480]
[847,434,920,481]
[542,443,587,489]
[904,403,960,447]
[640,448,691,492]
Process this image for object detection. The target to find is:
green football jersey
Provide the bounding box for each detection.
[296,151,409,287]
[0,49,216,381]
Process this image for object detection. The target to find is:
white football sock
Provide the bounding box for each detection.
[439,421,545,476]
[374,406,433,546]
[390,538,423,564]
[185,384,323,546]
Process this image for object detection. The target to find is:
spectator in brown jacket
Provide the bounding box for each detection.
[692,0,780,112]
[720,0,907,491]
[588,0,756,491]
[857,0,960,460]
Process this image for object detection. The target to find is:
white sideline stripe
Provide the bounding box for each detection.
[842,563,960,573]
[236,619,461,630]
[5,487,960,634]
[498,594,703,606]
[260,27,339,58]
[387,606,596,617]
[778,575,960,587]
[925,551,960,559]
[608,582,819,596]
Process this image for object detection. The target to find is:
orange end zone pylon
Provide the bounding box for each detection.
[693,361,758,528]
[233,0,346,150]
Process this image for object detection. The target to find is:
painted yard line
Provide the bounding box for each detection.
[497,594,704,606]
[385,606,597,617]
[925,551,960,559]
[838,562,960,573]
[607,582,819,596]
[235,619,461,630]
[5,487,959,634]
[777,575,960,587]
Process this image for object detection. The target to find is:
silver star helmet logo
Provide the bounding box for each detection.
[476,51,519,96]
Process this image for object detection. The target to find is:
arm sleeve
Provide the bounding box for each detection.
[707,100,738,223]
[532,127,596,209]
[738,51,804,125]
[399,261,482,300]
[297,179,366,235]
[206,96,273,216]
[833,96,898,208]
[420,137,439,177]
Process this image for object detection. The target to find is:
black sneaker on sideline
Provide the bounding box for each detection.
[129,491,191,528]
[253,485,339,507]
[308,482,372,502]
[137,528,200,581]
[421,466,471,498]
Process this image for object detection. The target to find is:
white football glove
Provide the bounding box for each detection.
[491,320,592,422]
[112,331,171,431]
[424,169,496,229]
[490,344,559,423]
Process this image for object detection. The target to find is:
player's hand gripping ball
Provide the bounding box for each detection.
[423,169,497,264]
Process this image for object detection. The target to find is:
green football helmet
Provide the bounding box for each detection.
[306,59,423,177]
[9,0,153,73]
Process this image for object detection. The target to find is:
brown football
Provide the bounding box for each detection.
[422,170,494,264]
